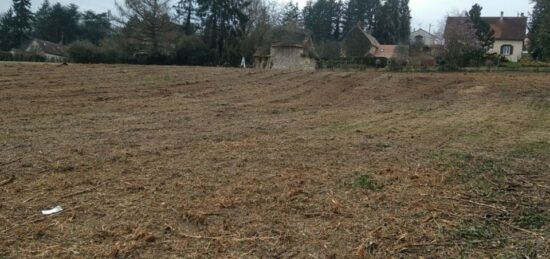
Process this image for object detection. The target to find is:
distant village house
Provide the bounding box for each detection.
[24,39,68,62]
[445,12,528,62]
[410,28,436,46]
[341,24,405,61]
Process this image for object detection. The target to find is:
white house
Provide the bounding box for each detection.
[25,39,68,62]
[484,14,528,62]
[410,29,436,46]
[445,13,528,62]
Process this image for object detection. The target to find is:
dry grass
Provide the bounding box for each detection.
[0,62,549,258]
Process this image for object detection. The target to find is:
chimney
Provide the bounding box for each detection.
[500,11,504,20]
[521,12,525,17]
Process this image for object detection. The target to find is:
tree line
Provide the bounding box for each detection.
[530,0,550,61]
[0,0,111,50]
[2,0,549,65]
[0,0,411,65]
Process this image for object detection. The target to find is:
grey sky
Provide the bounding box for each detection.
[1,0,534,33]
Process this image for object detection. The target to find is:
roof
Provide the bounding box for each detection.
[271,28,311,48]
[347,25,380,49]
[374,45,396,58]
[253,27,318,59]
[445,16,527,41]
[411,28,434,37]
[341,25,381,57]
[483,17,528,40]
[30,39,67,57]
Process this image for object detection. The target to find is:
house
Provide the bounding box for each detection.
[254,27,318,71]
[410,28,436,46]
[445,13,528,62]
[341,24,404,61]
[341,24,380,57]
[25,39,68,62]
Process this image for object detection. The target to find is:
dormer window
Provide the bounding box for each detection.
[501,45,513,55]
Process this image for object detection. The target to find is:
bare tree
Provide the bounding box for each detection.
[435,9,466,45]
[443,17,481,68]
[115,0,177,56]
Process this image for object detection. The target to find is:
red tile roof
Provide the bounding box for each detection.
[374,45,396,58]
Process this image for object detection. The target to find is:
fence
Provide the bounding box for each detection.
[318,57,388,70]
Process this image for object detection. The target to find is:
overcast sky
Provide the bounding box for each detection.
[0,0,534,33]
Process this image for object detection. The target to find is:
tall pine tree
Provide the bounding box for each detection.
[397,0,411,43]
[197,0,249,64]
[0,0,33,50]
[175,0,198,35]
[343,0,380,34]
[33,2,80,44]
[303,0,343,42]
[80,11,112,44]
[373,0,410,44]
[0,9,16,50]
[468,4,495,51]
[12,0,33,47]
[530,0,550,60]
[281,1,301,27]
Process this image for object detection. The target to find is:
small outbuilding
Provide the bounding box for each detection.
[254,27,318,71]
[25,39,68,62]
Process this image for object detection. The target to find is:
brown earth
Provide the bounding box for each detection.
[0,62,549,258]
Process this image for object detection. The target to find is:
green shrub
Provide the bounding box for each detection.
[519,59,550,67]
[0,51,12,61]
[175,36,217,66]
[354,174,382,191]
[514,208,548,230]
[388,57,407,71]
[0,51,46,62]
[319,57,388,69]
[455,219,499,240]
[67,41,104,63]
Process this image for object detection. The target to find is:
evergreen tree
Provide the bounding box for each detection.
[468,4,495,51]
[343,0,380,34]
[196,0,250,65]
[80,11,111,44]
[11,0,33,47]
[530,0,550,60]
[33,0,52,40]
[373,0,410,44]
[175,0,198,35]
[331,0,344,40]
[33,2,81,44]
[397,0,411,43]
[303,0,343,42]
[281,1,301,26]
[0,9,16,50]
[373,0,397,44]
[0,0,33,50]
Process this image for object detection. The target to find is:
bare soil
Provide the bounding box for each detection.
[0,62,549,258]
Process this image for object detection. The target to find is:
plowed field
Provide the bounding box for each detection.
[1,63,549,258]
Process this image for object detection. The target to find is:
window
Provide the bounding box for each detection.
[501,45,513,55]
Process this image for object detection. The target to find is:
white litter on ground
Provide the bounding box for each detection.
[41,206,63,215]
